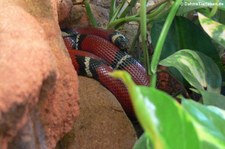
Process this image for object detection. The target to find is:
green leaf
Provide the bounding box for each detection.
[201,90,225,109]
[182,100,225,148]
[133,133,152,149]
[110,70,200,149]
[160,49,222,93]
[177,0,225,15]
[110,71,165,148]
[198,12,225,48]
[151,16,220,63]
[215,9,225,25]
[151,15,225,85]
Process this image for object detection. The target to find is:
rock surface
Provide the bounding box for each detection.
[59,4,90,28]
[0,0,79,149]
[61,0,109,28]
[57,76,137,149]
[57,0,73,23]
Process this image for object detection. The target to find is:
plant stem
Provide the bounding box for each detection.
[146,0,168,14]
[109,0,116,20]
[108,15,139,28]
[107,15,157,29]
[140,0,151,75]
[150,73,157,88]
[147,2,168,21]
[84,0,97,27]
[108,0,168,29]
[208,0,219,17]
[119,0,138,18]
[109,0,127,24]
[150,0,182,87]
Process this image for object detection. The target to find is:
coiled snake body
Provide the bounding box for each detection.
[62,27,184,119]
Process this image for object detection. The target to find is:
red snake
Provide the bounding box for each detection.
[62,27,185,119]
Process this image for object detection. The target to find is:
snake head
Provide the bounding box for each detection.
[111,31,129,51]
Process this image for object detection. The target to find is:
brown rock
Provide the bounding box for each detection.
[90,4,109,27]
[57,76,137,149]
[60,5,90,28]
[0,1,79,149]
[60,2,109,28]
[57,0,73,23]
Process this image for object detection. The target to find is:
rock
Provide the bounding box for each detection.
[0,5,56,149]
[57,0,73,23]
[59,5,90,28]
[57,76,137,149]
[0,1,79,149]
[90,4,109,27]
[59,2,109,28]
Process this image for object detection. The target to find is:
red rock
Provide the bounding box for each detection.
[0,1,79,148]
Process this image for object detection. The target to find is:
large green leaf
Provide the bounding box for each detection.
[201,90,225,109]
[198,12,225,48]
[110,71,200,149]
[215,9,225,24]
[133,133,152,149]
[177,0,225,15]
[182,100,225,148]
[151,16,220,64]
[160,49,222,93]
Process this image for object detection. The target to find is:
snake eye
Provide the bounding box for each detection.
[111,32,129,51]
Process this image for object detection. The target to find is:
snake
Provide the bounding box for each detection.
[62,27,185,119]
